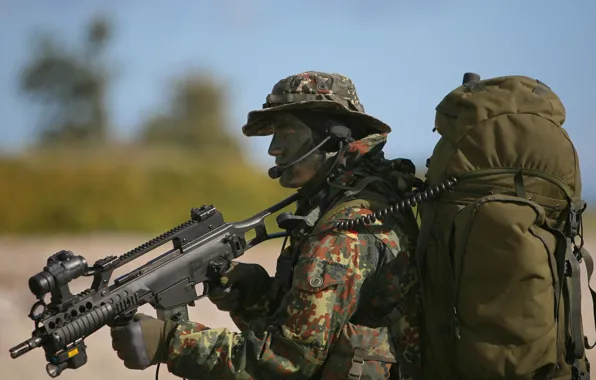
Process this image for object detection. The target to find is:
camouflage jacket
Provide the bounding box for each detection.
[164,134,422,380]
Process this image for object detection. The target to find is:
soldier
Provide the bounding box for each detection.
[110,71,422,379]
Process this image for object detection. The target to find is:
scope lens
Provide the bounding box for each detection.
[29,272,54,298]
[28,254,87,298]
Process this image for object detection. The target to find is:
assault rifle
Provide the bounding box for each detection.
[8,193,300,378]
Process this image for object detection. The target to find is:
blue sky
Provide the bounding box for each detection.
[1,0,595,197]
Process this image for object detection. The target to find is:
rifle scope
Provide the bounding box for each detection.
[28,250,88,299]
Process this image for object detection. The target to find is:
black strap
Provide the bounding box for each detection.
[567,243,585,360]
[343,176,388,198]
[274,242,299,292]
[553,229,567,322]
[382,301,408,327]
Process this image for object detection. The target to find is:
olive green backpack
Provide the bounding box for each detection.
[417,74,595,380]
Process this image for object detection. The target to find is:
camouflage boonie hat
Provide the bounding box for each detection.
[242,71,391,137]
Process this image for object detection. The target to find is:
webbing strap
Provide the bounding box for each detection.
[567,244,585,359]
[552,229,566,324]
[514,170,527,199]
[580,247,596,351]
[415,201,437,276]
[265,93,326,105]
[382,301,408,327]
[348,347,366,380]
[347,347,397,379]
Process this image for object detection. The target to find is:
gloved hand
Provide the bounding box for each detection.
[208,261,271,312]
[110,313,176,370]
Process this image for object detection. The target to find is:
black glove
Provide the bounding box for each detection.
[208,261,271,312]
[110,313,176,370]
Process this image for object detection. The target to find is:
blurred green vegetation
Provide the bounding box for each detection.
[0,146,293,234]
[0,15,294,235]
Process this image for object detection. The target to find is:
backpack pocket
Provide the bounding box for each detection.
[451,194,560,379]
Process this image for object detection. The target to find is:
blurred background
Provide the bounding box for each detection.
[1,1,595,379]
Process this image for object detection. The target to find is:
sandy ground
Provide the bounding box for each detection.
[1,234,595,380]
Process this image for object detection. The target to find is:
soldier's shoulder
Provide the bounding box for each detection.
[316,198,377,231]
[316,195,415,248]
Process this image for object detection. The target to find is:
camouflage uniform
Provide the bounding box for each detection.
[164,72,422,380]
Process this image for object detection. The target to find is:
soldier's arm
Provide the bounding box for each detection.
[164,208,377,380]
[227,247,295,331]
[228,278,287,331]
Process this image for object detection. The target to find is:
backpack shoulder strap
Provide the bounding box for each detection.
[580,247,596,352]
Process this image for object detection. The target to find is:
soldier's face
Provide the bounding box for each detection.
[267,113,325,188]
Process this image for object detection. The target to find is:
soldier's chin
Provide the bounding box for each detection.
[279,173,302,189]
[279,165,318,189]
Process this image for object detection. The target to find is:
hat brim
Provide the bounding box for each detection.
[241,100,391,137]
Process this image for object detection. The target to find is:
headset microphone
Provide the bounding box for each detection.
[267,166,285,180]
[267,123,352,180]
[268,135,332,179]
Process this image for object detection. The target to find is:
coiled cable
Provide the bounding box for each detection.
[332,176,458,230]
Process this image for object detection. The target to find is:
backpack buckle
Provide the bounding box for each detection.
[348,347,366,379]
[568,205,581,238]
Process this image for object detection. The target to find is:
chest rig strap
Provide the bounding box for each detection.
[274,205,323,292]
